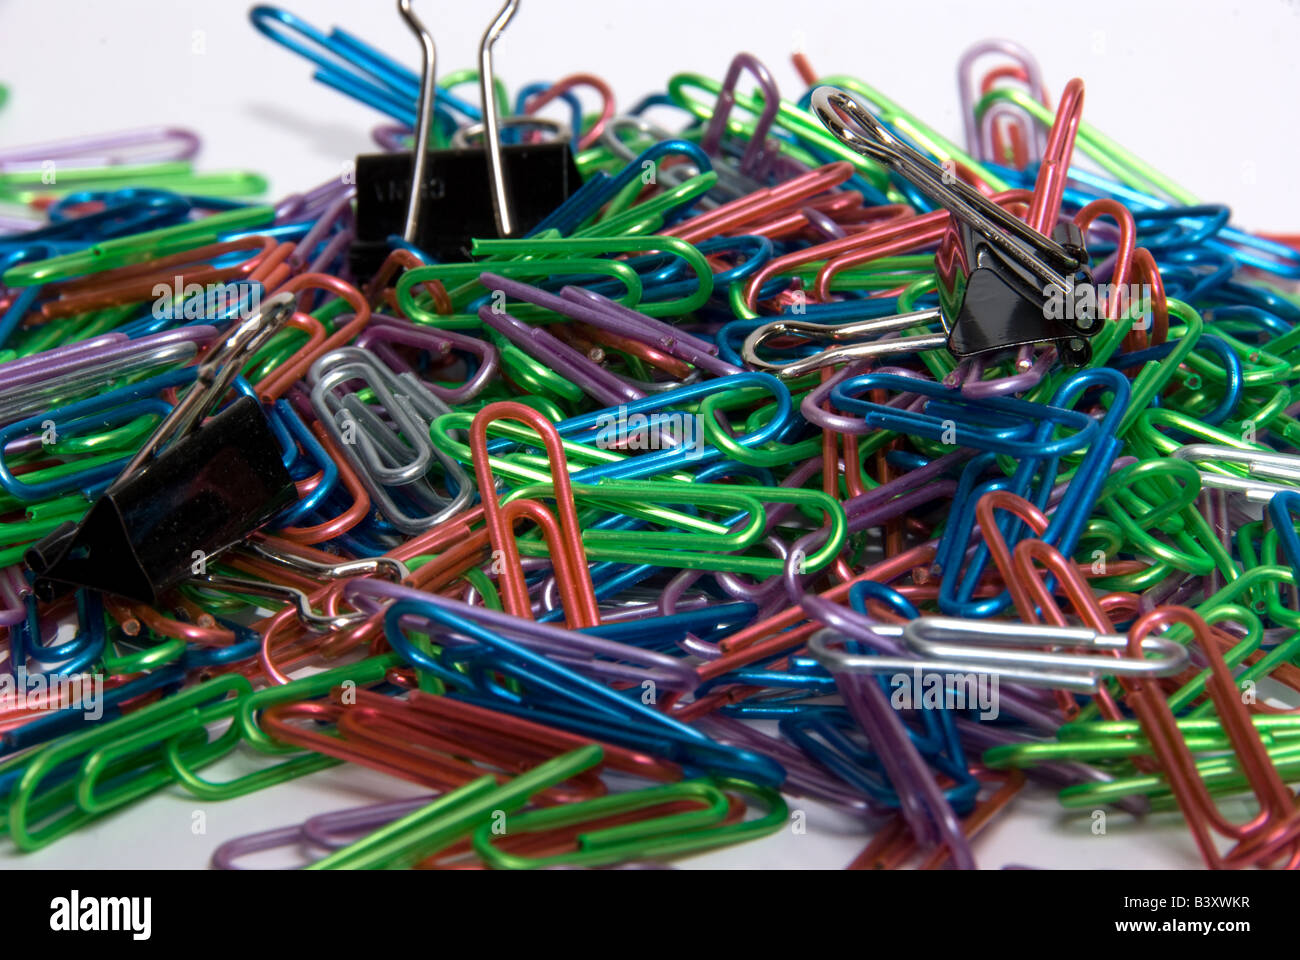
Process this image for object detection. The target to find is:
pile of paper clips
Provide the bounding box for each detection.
[0,1,1297,871]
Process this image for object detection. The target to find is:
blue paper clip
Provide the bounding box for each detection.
[934,367,1129,617]
[250,5,480,129]
[1272,490,1300,583]
[831,372,1100,458]
[378,591,785,785]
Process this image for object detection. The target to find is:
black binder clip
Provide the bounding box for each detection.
[351,0,582,276]
[26,292,299,605]
[812,87,1099,366]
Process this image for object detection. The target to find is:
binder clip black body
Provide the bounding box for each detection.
[936,217,1097,365]
[811,87,1100,366]
[352,142,581,275]
[26,292,299,605]
[351,0,581,278]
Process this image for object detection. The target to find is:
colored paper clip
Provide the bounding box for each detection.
[828,371,1100,454]
[472,777,786,869]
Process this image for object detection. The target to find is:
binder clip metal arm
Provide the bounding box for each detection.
[352,0,581,273]
[809,86,1100,366]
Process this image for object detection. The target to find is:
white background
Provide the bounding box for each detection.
[0,0,1295,868]
[2,0,1298,226]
